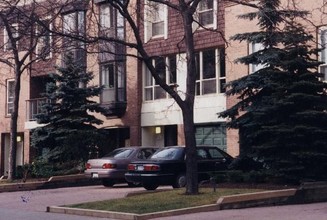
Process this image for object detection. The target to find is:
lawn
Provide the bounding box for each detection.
[68,187,262,214]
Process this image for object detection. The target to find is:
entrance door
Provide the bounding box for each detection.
[1,134,24,176]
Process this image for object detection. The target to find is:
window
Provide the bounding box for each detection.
[144,0,168,42]
[250,42,266,73]
[194,0,217,30]
[100,4,113,30]
[36,19,52,59]
[197,149,209,159]
[208,148,224,159]
[6,80,15,115]
[63,11,85,35]
[4,23,18,51]
[101,64,115,88]
[100,62,126,103]
[62,11,86,64]
[195,48,225,95]
[319,28,327,81]
[98,3,125,62]
[144,56,177,101]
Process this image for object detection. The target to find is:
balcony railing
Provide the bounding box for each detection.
[26,98,47,121]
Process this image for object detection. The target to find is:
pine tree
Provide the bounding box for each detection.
[31,54,107,163]
[220,0,327,183]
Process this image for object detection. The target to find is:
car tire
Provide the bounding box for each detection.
[102,179,115,187]
[143,183,159,190]
[172,173,186,188]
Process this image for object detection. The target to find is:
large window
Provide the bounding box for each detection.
[194,0,217,30]
[6,80,15,115]
[36,19,52,59]
[62,11,86,63]
[100,62,126,103]
[4,23,18,51]
[195,48,225,95]
[144,56,177,101]
[144,0,167,42]
[100,4,113,31]
[98,3,125,62]
[319,28,327,81]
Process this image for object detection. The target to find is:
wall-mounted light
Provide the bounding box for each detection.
[155,127,161,134]
[17,135,22,142]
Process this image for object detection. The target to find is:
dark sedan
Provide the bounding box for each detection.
[84,146,159,187]
[125,146,233,190]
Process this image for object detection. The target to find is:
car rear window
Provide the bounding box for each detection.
[150,148,183,160]
[208,148,229,159]
[105,149,134,158]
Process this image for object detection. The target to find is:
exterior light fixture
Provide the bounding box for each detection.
[16,136,22,142]
[155,127,161,134]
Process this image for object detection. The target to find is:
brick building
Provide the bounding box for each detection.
[1,0,326,176]
[224,0,327,156]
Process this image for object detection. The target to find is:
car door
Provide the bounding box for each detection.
[207,147,230,171]
[197,148,214,181]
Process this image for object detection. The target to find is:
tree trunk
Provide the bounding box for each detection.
[182,106,198,194]
[7,71,21,180]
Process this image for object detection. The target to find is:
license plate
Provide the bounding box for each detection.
[136,165,144,171]
[92,173,99,178]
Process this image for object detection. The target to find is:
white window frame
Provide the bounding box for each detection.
[4,23,18,51]
[6,80,15,115]
[196,48,224,96]
[249,42,266,74]
[36,19,52,59]
[143,56,177,101]
[319,27,327,82]
[144,0,168,43]
[193,0,217,31]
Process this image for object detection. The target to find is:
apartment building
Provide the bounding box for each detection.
[2,0,325,176]
[224,0,327,156]
[0,0,142,176]
[139,0,228,152]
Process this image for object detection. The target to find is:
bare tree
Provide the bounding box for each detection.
[0,0,70,180]
[80,0,225,194]
[1,0,224,195]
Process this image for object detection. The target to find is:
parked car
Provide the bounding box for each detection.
[125,146,233,190]
[84,147,159,187]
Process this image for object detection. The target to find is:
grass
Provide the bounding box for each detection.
[68,187,262,214]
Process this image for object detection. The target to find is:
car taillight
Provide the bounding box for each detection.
[102,163,117,169]
[127,164,136,171]
[86,163,91,169]
[144,164,160,171]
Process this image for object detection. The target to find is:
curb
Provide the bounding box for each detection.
[46,188,298,220]
[0,174,101,193]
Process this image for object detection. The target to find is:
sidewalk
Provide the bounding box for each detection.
[47,181,327,220]
[0,174,101,193]
[1,176,327,220]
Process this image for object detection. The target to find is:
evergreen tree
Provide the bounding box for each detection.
[31,54,107,163]
[220,0,327,183]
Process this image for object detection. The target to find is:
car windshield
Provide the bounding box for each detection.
[150,148,183,160]
[104,149,134,159]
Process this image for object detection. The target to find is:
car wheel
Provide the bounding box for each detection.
[102,179,115,187]
[127,181,141,187]
[172,173,186,188]
[143,183,159,190]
